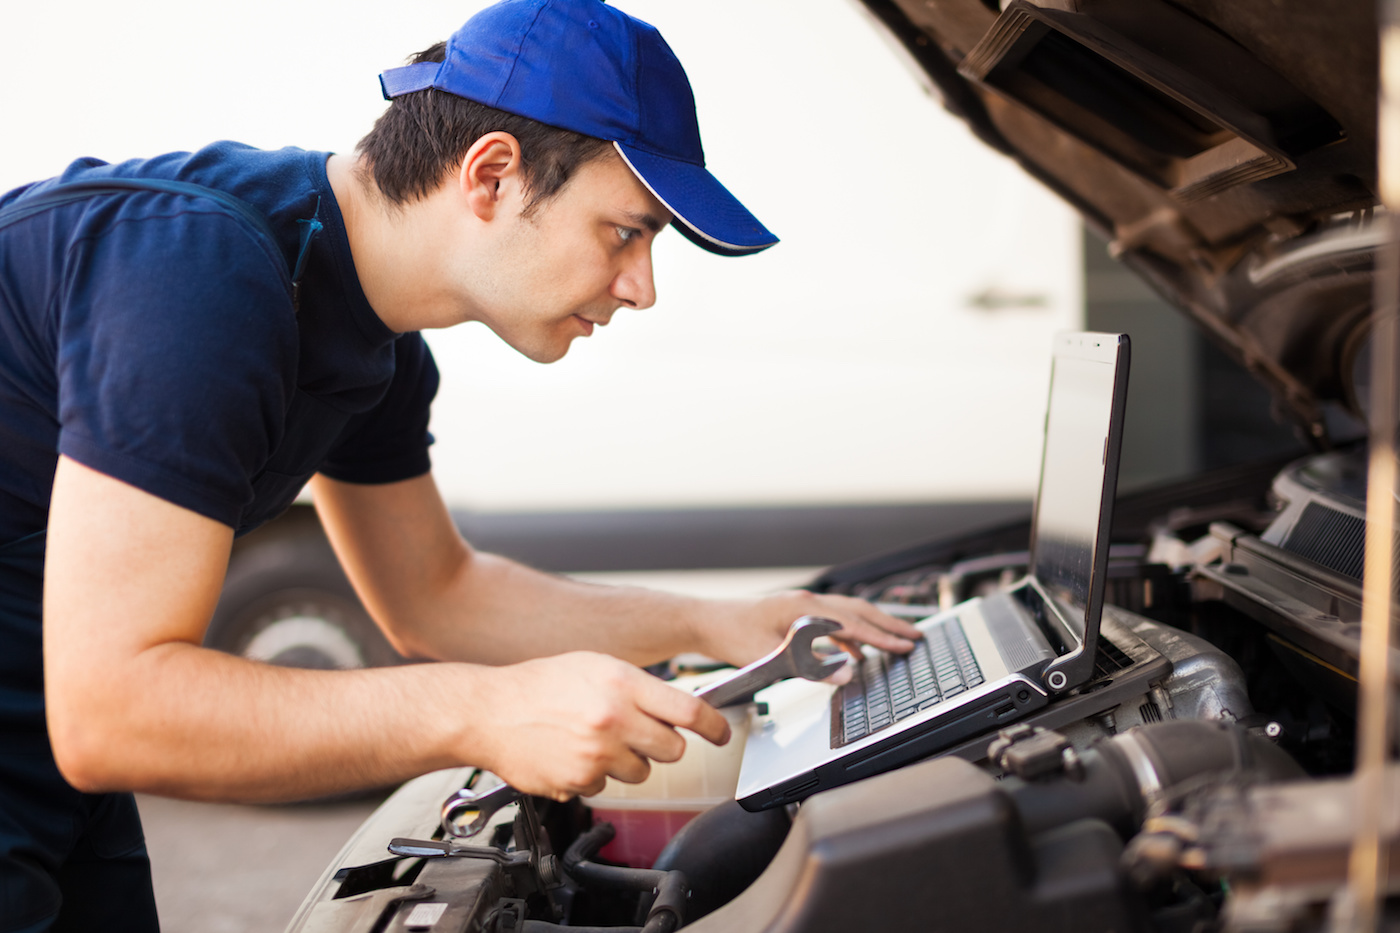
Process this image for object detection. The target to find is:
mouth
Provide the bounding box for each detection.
[573,315,610,337]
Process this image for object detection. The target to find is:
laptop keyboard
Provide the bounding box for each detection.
[831,618,984,748]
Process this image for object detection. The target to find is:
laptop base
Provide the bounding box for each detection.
[737,609,1171,811]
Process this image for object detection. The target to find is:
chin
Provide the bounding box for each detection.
[489,324,574,364]
[519,339,573,365]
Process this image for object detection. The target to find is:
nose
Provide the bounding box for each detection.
[611,245,657,310]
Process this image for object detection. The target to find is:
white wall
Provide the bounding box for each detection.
[0,0,1082,512]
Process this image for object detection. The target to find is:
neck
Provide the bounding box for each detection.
[326,154,479,333]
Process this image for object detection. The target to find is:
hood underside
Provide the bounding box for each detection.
[856,0,1380,444]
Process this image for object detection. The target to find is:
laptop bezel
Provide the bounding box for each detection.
[1029,332,1131,695]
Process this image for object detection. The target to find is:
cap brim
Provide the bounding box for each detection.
[614,143,778,257]
[380,61,443,99]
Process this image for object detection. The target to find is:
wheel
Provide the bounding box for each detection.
[206,507,405,669]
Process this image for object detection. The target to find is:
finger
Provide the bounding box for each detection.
[565,777,608,801]
[620,711,689,764]
[800,595,921,649]
[868,608,924,640]
[607,749,652,785]
[833,615,917,654]
[637,680,731,746]
[836,636,863,657]
[822,654,855,686]
[829,597,922,640]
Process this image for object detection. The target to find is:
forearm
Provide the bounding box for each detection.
[316,474,742,666]
[50,642,475,801]
[389,549,743,666]
[315,473,921,673]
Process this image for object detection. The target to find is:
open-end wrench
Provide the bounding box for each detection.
[693,615,848,708]
[442,781,522,838]
[437,616,845,838]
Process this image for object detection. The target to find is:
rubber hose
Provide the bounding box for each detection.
[562,822,689,931]
[518,913,676,933]
[640,800,792,924]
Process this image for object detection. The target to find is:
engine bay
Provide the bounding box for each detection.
[284,445,1389,933]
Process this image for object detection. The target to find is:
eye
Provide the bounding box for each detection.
[616,225,640,244]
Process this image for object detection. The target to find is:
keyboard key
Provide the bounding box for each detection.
[831,615,988,747]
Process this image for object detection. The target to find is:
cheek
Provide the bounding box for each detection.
[552,245,620,297]
[510,218,620,302]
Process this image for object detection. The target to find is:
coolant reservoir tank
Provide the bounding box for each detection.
[582,674,754,868]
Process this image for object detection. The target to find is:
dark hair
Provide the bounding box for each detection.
[357,42,612,214]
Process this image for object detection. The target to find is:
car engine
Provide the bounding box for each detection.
[282,442,1393,933]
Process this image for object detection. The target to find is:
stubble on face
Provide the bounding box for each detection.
[470,153,670,364]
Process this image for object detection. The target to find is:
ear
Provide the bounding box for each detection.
[457,132,524,222]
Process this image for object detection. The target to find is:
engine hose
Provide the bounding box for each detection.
[562,822,689,932]
[518,921,678,933]
[521,925,642,933]
[640,799,791,925]
[1007,720,1303,838]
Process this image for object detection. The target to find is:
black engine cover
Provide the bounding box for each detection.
[685,755,1146,933]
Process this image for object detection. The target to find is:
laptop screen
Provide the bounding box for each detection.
[1029,335,1126,638]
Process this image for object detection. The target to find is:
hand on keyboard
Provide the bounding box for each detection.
[700,590,924,686]
[834,617,985,746]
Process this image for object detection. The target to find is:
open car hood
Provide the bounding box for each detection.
[855,0,1379,444]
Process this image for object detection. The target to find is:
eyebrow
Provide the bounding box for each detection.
[620,210,666,233]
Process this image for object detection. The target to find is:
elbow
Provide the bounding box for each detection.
[46,673,149,793]
[48,709,125,793]
[376,617,435,661]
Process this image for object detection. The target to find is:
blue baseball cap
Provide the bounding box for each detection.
[379,0,778,256]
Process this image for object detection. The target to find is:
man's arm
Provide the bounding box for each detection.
[44,456,727,802]
[310,473,922,670]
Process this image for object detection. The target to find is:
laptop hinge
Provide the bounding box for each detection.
[1013,578,1096,694]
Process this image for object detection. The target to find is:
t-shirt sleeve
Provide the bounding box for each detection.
[56,206,297,528]
[318,333,439,484]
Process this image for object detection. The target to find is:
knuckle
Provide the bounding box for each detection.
[655,732,686,763]
[577,693,625,733]
[583,703,621,734]
[568,761,603,791]
[674,699,709,730]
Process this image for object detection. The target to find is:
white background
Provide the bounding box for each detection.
[0,0,1082,511]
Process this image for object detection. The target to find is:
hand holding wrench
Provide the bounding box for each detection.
[438,616,845,838]
[693,615,848,708]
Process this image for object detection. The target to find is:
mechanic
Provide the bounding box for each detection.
[0,1,919,930]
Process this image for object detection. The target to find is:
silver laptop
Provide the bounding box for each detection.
[735,331,1131,811]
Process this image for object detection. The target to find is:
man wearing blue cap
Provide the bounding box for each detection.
[0,1,919,929]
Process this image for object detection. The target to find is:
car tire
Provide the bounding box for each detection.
[206,508,405,670]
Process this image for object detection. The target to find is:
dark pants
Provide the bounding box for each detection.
[0,532,160,933]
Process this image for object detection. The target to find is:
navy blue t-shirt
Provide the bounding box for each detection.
[0,142,439,543]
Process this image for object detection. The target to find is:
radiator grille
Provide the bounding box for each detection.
[1284,502,1365,580]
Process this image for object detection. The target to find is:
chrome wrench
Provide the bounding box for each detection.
[442,781,523,838]
[693,615,848,708]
